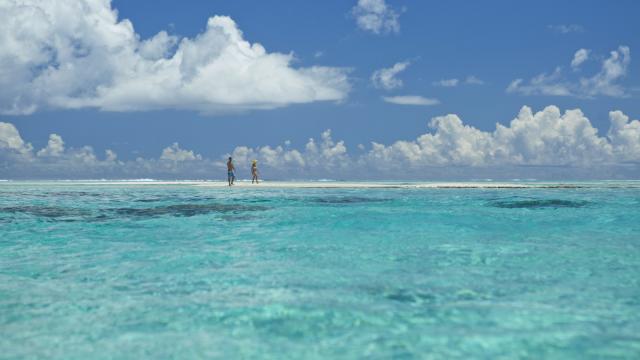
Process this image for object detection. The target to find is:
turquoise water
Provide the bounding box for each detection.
[1,182,639,359]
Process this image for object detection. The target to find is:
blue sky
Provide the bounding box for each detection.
[1,0,639,179]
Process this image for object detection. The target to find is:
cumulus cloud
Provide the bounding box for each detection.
[371,61,410,90]
[0,123,124,178]
[2,106,640,179]
[352,0,400,34]
[548,24,585,34]
[0,122,33,156]
[37,134,65,157]
[382,96,440,106]
[0,123,218,179]
[160,143,202,162]
[0,0,350,115]
[608,110,640,163]
[229,130,349,178]
[105,149,118,162]
[571,49,590,69]
[365,106,616,170]
[507,46,631,98]
[236,106,640,178]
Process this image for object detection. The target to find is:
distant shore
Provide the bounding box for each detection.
[2,180,640,189]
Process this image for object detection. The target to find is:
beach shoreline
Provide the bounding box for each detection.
[2,180,639,188]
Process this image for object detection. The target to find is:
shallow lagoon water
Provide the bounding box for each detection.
[1,182,639,359]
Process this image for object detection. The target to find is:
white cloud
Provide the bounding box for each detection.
[608,110,640,163]
[105,149,118,162]
[0,1,350,115]
[2,106,640,179]
[37,134,65,157]
[0,122,33,156]
[507,67,572,96]
[352,0,400,34]
[507,46,631,98]
[580,46,630,97]
[139,31,178,60]
[233,106,640,178]
[548,24,585,34]
[434,76,484,87]
[364,106,639,171]
[0,125,127,178]
[433,79,459,87]
[465,75,484,85]
[228,129,349,178]
[371,61,410,90]
[0,126,214,179]
[160,143,202,162]
[382,96,440,106]
[571,48,590,69]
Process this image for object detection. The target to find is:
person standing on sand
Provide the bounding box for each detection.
[251,160,259,184]
[227,157,235,186]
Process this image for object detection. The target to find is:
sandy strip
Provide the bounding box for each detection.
[9,181,536,188]
[196,181,538,188]
[3,181,639,188]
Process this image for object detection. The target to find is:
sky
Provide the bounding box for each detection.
[1,0,639,180]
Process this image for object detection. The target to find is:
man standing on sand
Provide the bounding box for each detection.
[251,160,259,184]
[227,157,235,186]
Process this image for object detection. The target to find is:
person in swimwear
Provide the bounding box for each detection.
[251,159,259,184]
[227,157,235,186]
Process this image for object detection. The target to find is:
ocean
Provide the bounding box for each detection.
[1,181,639,359]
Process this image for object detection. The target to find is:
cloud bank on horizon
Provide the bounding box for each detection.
[2,106,639,179]
[0,0,350,115]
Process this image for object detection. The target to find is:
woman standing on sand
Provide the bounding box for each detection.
[251,160,259,184]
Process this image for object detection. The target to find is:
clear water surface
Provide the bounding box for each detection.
[1,182,639,359]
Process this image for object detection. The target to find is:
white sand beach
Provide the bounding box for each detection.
[5,180,639,188]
